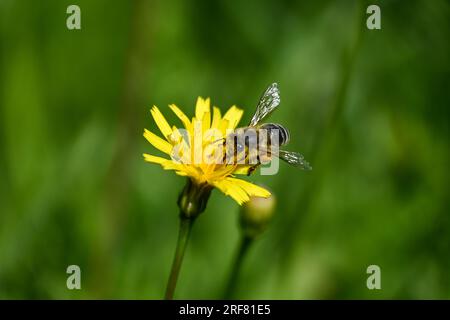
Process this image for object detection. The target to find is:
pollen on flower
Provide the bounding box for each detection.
[143,97,271,205]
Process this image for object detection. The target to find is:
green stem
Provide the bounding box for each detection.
[224,236,253,299]
[165,216,195,300]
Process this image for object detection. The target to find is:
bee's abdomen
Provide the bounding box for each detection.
[260,123,290,146]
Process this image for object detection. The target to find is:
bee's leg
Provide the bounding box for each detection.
[222,140,227,164]
[247,165,259,176]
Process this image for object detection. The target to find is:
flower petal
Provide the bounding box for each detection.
[174,170,189,177]
[202,111,211,133]
[195,97,210,120]
[212,179,249,205]
[169,104,192,132]
[223,105,243,129]
[150,106,172,139]
[217,119,230,135]
[143,153,169,164]
[207,163,236,180]
[211,106,222,129]
[227,177,271,198]
[143,129,173,155]
[233,165,253,175]
[160,161,184,171]
[143,153,185,173]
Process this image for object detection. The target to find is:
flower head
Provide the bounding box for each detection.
[143,97,271,205]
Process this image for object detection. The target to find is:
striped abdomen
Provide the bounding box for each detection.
[259,123,290,146]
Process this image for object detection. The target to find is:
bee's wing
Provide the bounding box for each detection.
[249,83,281,126]
[278,150,312,170]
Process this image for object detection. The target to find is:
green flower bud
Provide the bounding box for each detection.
[178,179,212,219]
[240,194,276,239]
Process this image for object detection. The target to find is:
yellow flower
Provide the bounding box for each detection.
[143,97,271,205]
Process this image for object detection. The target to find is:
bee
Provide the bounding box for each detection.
[224,83,311,175]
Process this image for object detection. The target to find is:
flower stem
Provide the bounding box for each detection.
[224,235,253,299]
[165,216,195,300]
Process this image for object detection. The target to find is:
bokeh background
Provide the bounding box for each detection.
[0,0,449,299]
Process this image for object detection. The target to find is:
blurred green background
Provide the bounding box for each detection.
[0,0,449,299]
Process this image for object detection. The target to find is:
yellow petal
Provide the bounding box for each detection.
[212,179,249,205]
[160,161,184,171]
[233,165,253,175]
[202,111,211,133]
[169,104,192,132]
[211,106,222,129]
[150,106,172,139]
[143,129,173,155]
[227,178,271,198]
[143,153,168,164]
[143,153,184,173]
[195,97,210,120]
[168,126,181,144]
[223,105,243,129]
[207,163,236,179]
[217,118,230,135]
